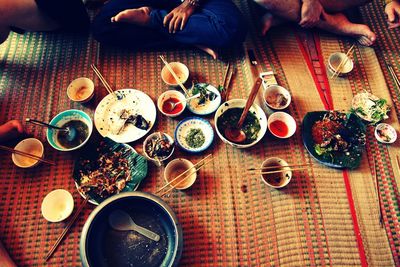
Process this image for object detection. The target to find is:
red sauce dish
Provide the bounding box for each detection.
[269,120,289,138]
[268,111,296,139]
[162,97,184,115]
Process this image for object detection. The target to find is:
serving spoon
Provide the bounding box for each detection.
[164,93,201,111]
[108,209,160,242]
[25,118,77,141]
[224,77,262,143]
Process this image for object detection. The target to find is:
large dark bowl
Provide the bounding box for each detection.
[80,192,183,267]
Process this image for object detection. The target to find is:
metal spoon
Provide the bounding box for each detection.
[25,118,77,141]
[224,77,262,143]
[108,209,160,242]
[164,93,201,112]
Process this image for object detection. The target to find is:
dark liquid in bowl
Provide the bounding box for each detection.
[57,120,89,149]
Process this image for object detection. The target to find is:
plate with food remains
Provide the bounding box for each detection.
[187,83,221,115]
[302,111,366,169]
[351,91,389,124]
[73,138,148,205]
[94,89,157,143]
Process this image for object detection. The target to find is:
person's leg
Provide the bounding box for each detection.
[0,120,24,143]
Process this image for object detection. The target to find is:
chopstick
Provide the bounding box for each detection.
[155,154,212,196]
[224,67,235,101]
[0,145,54,165]
[331,44,355,79]
[371,157,383,227]
[259,167,309,175]
[387,64,400,88]
[44,197,89,261]
[159,55,189,95]
[247,163,311,171]
[90,64,116,97]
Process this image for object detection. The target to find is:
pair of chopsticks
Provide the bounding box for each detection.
[247,163,311,175]
[330,44,355,80]
[0,145,54,165]
[159,55,189,95]
[90,64,116,98]
[44,197,89,261]
[387,64,400,89]
[155,154,213,197]
[221,63,235,101]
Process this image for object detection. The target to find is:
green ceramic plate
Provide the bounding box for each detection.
[73,138,148,205]
[302,111,366,169]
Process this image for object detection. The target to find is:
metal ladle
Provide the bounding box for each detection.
[25,118,77,141]
[224,77,262,143]
[108,209,160,242]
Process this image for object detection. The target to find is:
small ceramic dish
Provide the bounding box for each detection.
[161,62,189,87]
[328,52,354,76]
[263,85,291,110]
[157,90,186,117]
[67,77,95,103]
[268,111,297,138]
[47,109,93,152]
[41,189,74,222]
[164,158,197,190]
[375,123,397,144]
[12,138,44,168]
[174,117,214,153]
[143,132,175,163]
[187,83,222,115]
[260,157,292,189]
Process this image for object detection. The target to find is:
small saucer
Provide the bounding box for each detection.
[375,123,397,144]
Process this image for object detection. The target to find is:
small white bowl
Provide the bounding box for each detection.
[261,157,292,189]
[328,52,354,76]
[157,90,186,117]
[375,123,397,144]
[268,111,296,139]
[161,62,189,87]
[67,77,95,103]
[164,158,197,190]
[263,85,291,110]
[41,189,74,222]
[174,117,214,153]
[187,83,222,115]
[12,138,44,168]
[143,132,175,163]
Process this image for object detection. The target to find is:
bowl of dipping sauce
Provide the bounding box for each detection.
[375,123,397,144]
[261,157,292,189]
[41,189,74,222]
[215,99,267,148]
[263,85,291,110]
[164,158,197,190]
[268,111,296,139]
[157,90,186,117]
[161,62,189,87]
[12,138,44,168]
[67,77,95,103]
[328,52,354,76]
[143,132,175,163]
[47,109,93,151]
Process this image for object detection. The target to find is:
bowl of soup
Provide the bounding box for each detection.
[214,99,267,148]
[47,109,93,151]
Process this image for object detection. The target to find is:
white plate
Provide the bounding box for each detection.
[187,83,221,115]
[94,89,156,143]
[174,117,214,153]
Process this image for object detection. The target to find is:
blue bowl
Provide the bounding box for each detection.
[80,192,183,267]
[47,109,93,151]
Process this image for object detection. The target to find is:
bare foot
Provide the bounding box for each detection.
[111,7,152,26]
[318,12,376,46]
[196,45,218,60]
[0,120,24,143]
[260,13,284,36]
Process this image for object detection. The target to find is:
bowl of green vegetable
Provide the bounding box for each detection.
[214,99,267,148]
[174,117,214,153]
[187,83,221,115]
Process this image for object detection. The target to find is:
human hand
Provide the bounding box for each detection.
[163,2,196,33]
[385,1,400,29]
[299,0,323,28]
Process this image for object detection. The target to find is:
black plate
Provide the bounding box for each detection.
[302,111,366,169]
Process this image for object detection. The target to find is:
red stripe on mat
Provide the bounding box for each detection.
[295,32,368,267]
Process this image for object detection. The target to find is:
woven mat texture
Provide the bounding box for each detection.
[0,0,399,266]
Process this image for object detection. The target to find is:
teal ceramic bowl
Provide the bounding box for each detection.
[47,109,93,151]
